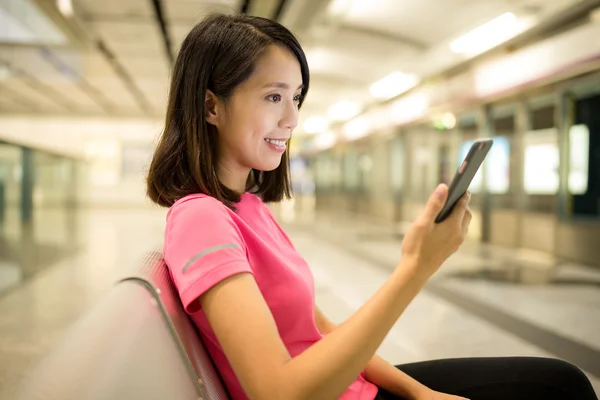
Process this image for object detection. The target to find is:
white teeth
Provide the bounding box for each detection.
[265,138,286,147]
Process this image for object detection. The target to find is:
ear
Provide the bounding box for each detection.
[205,90,221,126]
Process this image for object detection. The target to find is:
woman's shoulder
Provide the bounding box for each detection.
[166,192,268,226]
[164,193,248,251]
[167,193,233,223]
[171,193,224,209]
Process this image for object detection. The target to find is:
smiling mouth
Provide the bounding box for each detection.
[264,138,287,147]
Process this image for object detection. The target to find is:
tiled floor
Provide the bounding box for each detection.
[1,205,599,397]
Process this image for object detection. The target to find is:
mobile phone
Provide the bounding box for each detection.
[435,139,493,223]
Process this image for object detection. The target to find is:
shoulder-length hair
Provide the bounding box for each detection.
[146,13,310,209]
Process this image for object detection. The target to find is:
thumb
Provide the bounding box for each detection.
[422,183,448,221]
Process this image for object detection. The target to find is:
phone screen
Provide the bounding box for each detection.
[435,139,493,223]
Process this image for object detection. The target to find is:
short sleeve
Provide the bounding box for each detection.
[164,197,253,313]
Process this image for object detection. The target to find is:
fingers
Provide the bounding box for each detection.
[448,191,470,227]
[462,206,472,236]
[421,184,448,222]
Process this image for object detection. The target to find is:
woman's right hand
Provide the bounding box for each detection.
[400,183,472,279]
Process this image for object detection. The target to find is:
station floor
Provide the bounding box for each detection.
[0,203,599,397]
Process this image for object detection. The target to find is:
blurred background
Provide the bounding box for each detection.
[0,0,599,397]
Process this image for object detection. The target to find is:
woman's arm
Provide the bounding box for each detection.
[200,185,469,400]
[314,306,429,400]
[201,260,429,400]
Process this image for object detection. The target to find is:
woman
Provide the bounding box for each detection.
[146,13,597,400]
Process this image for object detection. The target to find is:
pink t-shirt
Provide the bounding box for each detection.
[164,192,378,400]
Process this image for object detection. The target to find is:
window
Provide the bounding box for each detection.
[390,136,405,193]
[569,124,589,195]
[343,146,359,192]
[458,136,510,194]
[523,128,559,195]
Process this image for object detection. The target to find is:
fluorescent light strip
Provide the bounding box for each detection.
[370,71,419,100]
[450,12,525,56]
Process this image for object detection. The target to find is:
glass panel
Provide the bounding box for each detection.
[0,143,24,293]
[330,154,342,192]
[290,156,313,196]
[343,145,359,192]
[313,153,326,193]
[358,152,372,194]
[569,124,590,195]
[390,136,405,193]
[33,152,73,207]
[458,136,511,195]
[0,143,84,295]
[486,136,511,194]
[523,128,559,195]
[408,127,435,202]
[0,143,23,239]
[572,92,600,218]
[524,100,558,214]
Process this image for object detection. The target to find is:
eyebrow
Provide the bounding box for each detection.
[263,82,304,90]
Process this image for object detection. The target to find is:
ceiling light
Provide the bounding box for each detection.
[433,113,457,130]
[328,0,353,17]
[303,116,329,134]
[370,71,419,100]
[56,0,74,17]
[328,100,361,121]
[442,113,457,129]
[450,12,526,56]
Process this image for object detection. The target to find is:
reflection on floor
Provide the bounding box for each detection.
[0,207,83,294]
[0,205,599,397]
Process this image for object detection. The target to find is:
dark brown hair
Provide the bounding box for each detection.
[146,13,310,209]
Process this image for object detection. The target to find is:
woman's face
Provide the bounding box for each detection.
[208,44,303,183]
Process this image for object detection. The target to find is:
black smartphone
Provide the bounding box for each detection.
[435,139,493,223]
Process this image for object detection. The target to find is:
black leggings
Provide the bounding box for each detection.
[375,357,598,400]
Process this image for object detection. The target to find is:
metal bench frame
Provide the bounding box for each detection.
[12,250,231,400]
[120,250,230,400]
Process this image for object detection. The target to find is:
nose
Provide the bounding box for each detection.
[279,99,298,131]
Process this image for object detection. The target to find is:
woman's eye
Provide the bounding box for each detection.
[294,94,303,103]
[268,94,282,103]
